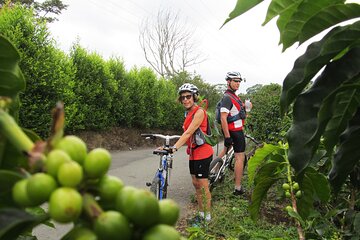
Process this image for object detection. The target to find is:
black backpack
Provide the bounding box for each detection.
[215,93,246,124]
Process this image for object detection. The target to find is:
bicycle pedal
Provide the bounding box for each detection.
[146,182,152,186]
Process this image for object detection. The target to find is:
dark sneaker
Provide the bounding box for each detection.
[233,187,245,196]
[190,215,204,228]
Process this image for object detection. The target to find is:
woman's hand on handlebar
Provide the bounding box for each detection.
[156,146,177,154]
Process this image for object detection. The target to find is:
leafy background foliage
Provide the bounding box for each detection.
[224,0,360,239]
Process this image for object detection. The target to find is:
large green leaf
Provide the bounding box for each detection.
[249,176,280,220]
[280,0,345,50]
[254,161,286,186]
[300,3,360,45]
[0,208,46,239]
[0,170,23,207]
[297,167,330,219]
[329,110,360,193]
[323,82,360,151]
[276,1,300,43]
[0,35,25,98]
[221,0,264,28]
[263,0,302,26]
[247,143,281,186]
[309,81,360,154]
[280,20,360,115]
[287,47,360,173]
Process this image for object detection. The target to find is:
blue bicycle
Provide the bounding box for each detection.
[141,133,181,200]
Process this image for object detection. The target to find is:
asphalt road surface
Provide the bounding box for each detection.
[34,144,222,239]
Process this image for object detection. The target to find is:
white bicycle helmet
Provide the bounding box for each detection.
[178,83,199,95]
[226,71,242,81]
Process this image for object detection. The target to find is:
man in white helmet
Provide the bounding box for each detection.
[219,72,247,196]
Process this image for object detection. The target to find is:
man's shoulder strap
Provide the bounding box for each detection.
[224,92,240,102]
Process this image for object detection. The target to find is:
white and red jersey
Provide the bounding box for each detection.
[220,90,245,131]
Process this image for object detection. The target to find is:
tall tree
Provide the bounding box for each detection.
[139,9,204,78]
[0,0,67,23]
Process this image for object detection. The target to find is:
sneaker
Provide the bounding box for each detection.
[233,187,245,196]
[190,215,204,227]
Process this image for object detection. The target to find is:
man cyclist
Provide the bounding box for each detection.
[218,71,247,196]
[169,83,213,223]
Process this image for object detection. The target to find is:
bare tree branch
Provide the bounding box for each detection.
[139,9,205,78]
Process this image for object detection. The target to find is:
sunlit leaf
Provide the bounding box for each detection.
[276,1,300,43]
[263,0,301,26]
[287,47,360,173]
[281,0,345,50]
[254,161,285,186]
[300,3,360,44]
[221,0,264,28]
[287,209,305,226]
[280,21,360,115]
[247,143,281,186]
[249,177,280,220]
[329,110,360,193]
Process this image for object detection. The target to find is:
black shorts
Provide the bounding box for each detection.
[229,130,245,153]
[189,155,212,179]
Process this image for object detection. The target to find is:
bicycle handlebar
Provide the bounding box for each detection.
[244,134,261,145]
[141,133,181,147]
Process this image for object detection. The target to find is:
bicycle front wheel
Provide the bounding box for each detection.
[150,176,161,199]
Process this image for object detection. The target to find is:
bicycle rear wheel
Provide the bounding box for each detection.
[209,157,224,190]
[228,153,235,171]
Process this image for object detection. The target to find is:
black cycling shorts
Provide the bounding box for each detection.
[230,130,245,153]
[189,155,212,179]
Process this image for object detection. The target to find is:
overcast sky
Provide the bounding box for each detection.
[48,0,313,93]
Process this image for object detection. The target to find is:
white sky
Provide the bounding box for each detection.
[48,0,314,93]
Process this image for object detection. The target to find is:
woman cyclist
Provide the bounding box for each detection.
[169,83,213,223]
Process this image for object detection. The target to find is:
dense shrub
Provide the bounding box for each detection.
[70,44,117,130]
[0,4,78,137]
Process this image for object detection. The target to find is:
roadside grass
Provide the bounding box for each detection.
[185,172,298,239]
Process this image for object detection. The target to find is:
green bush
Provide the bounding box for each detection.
[0,4,78,137]
[70,44,117,130]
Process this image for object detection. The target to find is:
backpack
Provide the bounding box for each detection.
[215,93,246,124]
[192,100,221,147]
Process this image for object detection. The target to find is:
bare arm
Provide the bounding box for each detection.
[173,109,204,150]
[221,112,230,138]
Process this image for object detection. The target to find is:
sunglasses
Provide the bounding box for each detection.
[232,79,242,83]
[180,94,192,101]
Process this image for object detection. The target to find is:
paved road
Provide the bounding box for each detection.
[33,144,222,239]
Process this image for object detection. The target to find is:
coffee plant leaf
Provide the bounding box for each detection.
[280,21,360,115]
[0,208,47,239]
[249,176,280,221]
[0,170,23,207]
[253,161,285,186]
[287,47,360,173]
[300,3,360,45]
[247,143,281,186]
[329,113,360,193]
[221,0,264,28]
[0,35,25,98]
[263,0,302,26]
[280,0,349,50]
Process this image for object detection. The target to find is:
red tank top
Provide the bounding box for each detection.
[183,106,213,160]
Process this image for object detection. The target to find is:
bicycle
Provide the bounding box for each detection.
[141,133,181,200]
[208,134,262,191]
